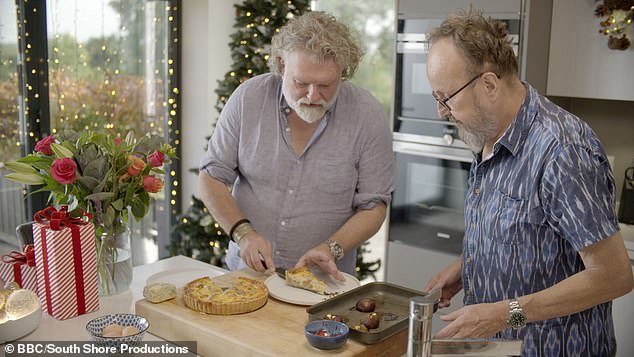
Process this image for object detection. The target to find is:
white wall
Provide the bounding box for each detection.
[181,0,239,210]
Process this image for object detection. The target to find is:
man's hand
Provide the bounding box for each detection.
[423,258,463,308]
[434,302,508,338]
[295,245,345,282]
[238,231,273,273]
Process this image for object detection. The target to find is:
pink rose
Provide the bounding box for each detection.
[147,150,165,167]
[35,135,56,155]
[143,175,164,193]
[127,155,146,177]
[50,158,77,184]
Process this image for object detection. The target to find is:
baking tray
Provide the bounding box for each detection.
[306,281,428,344]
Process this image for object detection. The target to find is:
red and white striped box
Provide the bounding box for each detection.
[0,245,38,294]
[33,220,99,320]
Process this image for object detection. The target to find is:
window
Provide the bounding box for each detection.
[0,0,181,265]
[312,0,395,116]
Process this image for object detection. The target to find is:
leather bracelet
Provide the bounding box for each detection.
[229,218,250,239]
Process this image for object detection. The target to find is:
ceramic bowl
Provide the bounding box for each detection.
[0,305,42,343]
[86,313,149,347]
[304,319,349,350]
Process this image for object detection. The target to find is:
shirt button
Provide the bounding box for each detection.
[285,127,290,132]
[465,257,472,264]
[471,223,476,229]
[281,221,286,226]
[275,250,280,255]
[474,188,481,194]
[288,189,294,194]
[284,108,291,114]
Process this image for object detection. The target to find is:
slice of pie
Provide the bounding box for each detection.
[284,267,328,295]
[183,276,268,315]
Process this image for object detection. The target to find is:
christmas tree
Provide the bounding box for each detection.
[169,0,381,280]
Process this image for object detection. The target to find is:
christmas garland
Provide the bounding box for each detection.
[594,0,634,50]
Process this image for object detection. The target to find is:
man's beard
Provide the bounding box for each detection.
[454,102,498,153]
[283,83,339,124]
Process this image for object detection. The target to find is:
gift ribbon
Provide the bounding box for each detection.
[34,205,92,231]
[1,245,35,287]
[35,206,92,317]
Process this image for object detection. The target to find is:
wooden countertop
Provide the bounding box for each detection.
[135,268,407,357]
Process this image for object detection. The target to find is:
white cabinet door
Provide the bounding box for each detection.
[547,0,634,101]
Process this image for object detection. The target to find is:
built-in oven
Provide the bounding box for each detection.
[389,140,472,255]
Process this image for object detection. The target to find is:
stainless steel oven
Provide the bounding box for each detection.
[389,140,472,255]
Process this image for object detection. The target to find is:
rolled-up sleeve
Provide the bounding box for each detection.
[199,85,245,186]
[352,101,394,210]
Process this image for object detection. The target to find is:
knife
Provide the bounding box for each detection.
[260,257,286,279]
[275,267,286,279]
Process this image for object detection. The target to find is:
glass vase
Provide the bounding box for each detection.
[95,223,133,296]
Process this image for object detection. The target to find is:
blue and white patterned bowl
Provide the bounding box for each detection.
[86,313,149,347]
[305,319,349,350]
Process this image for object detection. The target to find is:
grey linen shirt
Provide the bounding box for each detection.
[199,73,394,274]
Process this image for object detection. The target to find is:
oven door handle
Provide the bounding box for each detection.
[393,144,473,163]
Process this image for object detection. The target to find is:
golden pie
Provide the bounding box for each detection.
[183,276,268,315]
[285,267,328,295]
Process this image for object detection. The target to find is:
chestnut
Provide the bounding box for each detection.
[355,297,376,312]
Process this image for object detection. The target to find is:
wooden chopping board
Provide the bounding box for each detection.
[135,269,407,357]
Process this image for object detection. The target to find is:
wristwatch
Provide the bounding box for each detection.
[507,299,527,329]
[325,239,344,261]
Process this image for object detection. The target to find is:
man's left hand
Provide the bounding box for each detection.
[434,302,508,338]
[295,246,345,282]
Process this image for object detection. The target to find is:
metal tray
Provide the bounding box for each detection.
[306,281,427,344]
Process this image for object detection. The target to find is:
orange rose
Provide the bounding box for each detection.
[127,155,146,177]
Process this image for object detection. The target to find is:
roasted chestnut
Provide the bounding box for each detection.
[361,312,380,330]
[352,324,369,332]
[323,313,347,323]
[355,297,376,312]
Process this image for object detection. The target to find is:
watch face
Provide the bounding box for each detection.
[509,311,527,328]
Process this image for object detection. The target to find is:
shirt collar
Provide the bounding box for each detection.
[492,82,539,158]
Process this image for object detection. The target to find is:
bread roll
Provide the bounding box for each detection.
[143,282,176,303]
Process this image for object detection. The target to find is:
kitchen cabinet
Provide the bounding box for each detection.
[547,0,634,101]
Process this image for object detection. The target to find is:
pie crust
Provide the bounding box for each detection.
[183,276,268,315]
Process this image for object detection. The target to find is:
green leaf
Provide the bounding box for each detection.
[111,198,124,211]
[5,161,37,174]
[85,192,115,201]
[131,198,146,220]
[76,176,100,190]
[4,173,46,185]
[51,143,74,158]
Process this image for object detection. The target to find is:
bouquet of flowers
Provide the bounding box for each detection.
[4,131,176,294]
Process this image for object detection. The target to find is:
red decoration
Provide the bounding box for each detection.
[33,206,99,320]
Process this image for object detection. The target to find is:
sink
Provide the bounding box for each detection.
[430,339,522,356]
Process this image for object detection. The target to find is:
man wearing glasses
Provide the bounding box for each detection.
[422,8,633,357]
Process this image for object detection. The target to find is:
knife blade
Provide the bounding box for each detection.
[275,267,286,279]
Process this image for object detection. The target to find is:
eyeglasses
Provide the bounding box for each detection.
[432,72,490,113]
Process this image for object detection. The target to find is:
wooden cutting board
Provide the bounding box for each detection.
[135,269,407,357]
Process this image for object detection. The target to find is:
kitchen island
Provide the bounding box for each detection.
[13,256,407,356]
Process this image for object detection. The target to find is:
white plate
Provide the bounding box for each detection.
[146,267,226,288]
[265,271,360,306]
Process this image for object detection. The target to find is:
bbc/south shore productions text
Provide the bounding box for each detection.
[16,343,190,355]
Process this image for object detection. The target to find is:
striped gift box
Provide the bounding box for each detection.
[33,220,99,320]
[0,245,38,294]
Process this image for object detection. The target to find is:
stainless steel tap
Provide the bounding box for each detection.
[407,288,441,357]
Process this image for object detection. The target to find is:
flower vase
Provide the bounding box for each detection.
[95,223,133,296]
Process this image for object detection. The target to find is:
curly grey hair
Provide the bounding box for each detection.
[268,11,364,80]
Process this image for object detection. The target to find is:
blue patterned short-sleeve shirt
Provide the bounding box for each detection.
[463,84,619,356]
